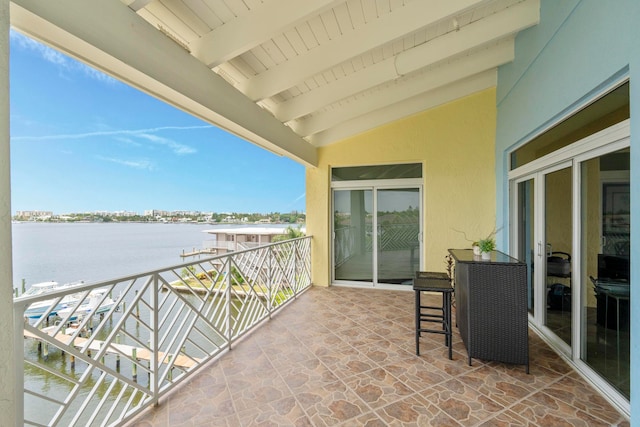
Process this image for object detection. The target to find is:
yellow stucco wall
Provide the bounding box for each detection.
[306,88,498,286]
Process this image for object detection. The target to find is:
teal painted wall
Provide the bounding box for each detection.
[496,0,639,421]
[629,4,640,424]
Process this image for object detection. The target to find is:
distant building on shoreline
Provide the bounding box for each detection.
[13,209,305,224]
[202,227,291,254]
[14,211,53,221]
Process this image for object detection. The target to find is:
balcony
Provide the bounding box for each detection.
[11,235,630,426]
[130,286,628,426]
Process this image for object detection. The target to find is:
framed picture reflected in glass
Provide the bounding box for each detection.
[602,183,630,256]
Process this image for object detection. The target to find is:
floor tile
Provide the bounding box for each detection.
[344,367,414,409]
[129,286,629,427]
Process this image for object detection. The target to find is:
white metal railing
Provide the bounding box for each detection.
[13,236,312,426]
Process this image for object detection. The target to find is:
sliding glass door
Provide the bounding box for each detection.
[579,148,630,399]
[514,164,573,352]
[333,189,373,283]
[377,188,421,285]
[511,121,630,407]
[333,185,422,287]
[544,166,573,346]
[515,179,535,313]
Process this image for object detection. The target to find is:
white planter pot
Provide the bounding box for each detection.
[481,251,491,260]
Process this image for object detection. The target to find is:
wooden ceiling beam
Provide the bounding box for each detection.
[240,0,491,101]
[274,0,539,123]
[120,0,153,13]
[291,40,514,137]
[191,0,342,68]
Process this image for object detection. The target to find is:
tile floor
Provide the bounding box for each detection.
[130,286,629,426]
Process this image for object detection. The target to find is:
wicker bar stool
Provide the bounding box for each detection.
[413,271,453,359]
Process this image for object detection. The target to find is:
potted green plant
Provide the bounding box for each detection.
[477,237,495,260]
[452,226,500,258]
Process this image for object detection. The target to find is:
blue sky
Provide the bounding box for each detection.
[9,30,306,215]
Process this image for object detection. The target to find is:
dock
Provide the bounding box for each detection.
[163,282,268,298]
[180,248,216,257]
[24,326,197,369]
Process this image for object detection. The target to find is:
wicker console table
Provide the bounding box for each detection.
[449,249,529,373]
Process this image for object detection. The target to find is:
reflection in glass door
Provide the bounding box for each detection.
[333,187,421,286]
[516,179,535,313]
[544,167,573,346]
[513,165,573,348]
[377,188,420,285]
[333,189,373,283]
[580,148,630,399]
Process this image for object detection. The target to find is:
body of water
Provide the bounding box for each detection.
[12,222,291,290]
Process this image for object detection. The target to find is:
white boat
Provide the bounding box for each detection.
[23,281,84,319]
[57,289,116,320]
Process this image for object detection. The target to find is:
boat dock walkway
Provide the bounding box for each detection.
[180,248,216,257]
[164,282,268,298]
[24,327,197,369]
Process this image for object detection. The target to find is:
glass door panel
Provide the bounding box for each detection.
[333,189,373,283]
[376,188,420,285]
[544,167,573,346]
[516,180,535,313]
[510,119,630,407]
[580,149,630,398]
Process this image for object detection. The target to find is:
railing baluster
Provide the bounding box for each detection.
[268,247,273,317]
[294,241,299,297]
[150,273,159,407]
[225,258,232,350]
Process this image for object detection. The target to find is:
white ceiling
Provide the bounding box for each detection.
[10,0,539,167]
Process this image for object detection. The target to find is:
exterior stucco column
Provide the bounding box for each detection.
[0,1,15,425]
[628,6,640,424]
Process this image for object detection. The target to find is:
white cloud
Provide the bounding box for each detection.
[13,125,211,142]
[11,30,66,65]
[286,192,305,210]
[12,125,211,155]
[136,133,197,155]
[114,136,142,147]
[10,30,117,84]
[96,156,156,171]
